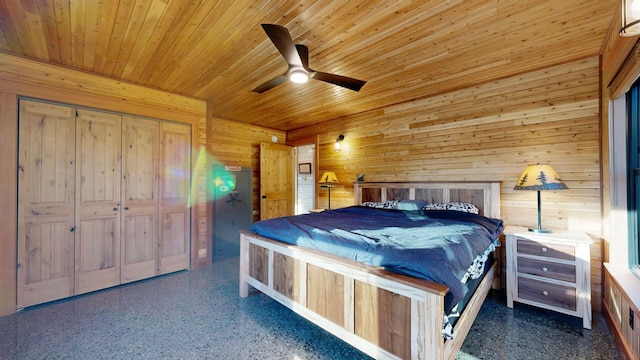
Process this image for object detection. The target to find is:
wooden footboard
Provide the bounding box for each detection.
[239,230,497,360]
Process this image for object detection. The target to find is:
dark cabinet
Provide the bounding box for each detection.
[212,166,253,261]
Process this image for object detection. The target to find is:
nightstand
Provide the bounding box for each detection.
[505,226,593,329]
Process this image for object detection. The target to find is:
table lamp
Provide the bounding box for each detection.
[319,171,339,210]
[514,163,568,233]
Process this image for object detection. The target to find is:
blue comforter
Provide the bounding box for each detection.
[251,206,504,313]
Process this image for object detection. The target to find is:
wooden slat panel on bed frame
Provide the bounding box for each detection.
[240,181,501,360]
[354,181,501,218]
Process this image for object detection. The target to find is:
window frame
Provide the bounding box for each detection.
[626,80,640,276]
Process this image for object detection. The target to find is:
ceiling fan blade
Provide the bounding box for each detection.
[311,71,367,92]
[252,75,288,93]
[261,24,302,67]
[295,44,309,70]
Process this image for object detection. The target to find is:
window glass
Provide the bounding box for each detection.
[626,80,640,274]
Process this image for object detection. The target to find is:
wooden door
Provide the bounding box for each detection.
[75,109,121,294]
[17,100,76,308]
[121,116,159,283]
[260,142,294,220]
[158,122,191,274]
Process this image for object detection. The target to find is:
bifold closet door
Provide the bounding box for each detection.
[17,101,76,308]
[158,122,191,274]
[121,116,159,284]
[75,109,122,294]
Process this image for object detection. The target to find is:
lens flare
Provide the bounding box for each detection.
[188,147,246,208]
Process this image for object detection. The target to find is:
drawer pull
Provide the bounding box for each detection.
[542,267,548,272]
[542,291,549,296]
[541,247,548,253]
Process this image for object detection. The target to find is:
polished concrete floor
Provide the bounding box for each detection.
[0,257,620,360]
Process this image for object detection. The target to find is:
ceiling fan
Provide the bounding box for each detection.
[252,24,366,93]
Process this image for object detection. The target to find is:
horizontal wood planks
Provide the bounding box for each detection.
[289,57,603,310]
[0,53,204,122]
[0,1,618,131]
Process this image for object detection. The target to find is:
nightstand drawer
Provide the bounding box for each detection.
[516,238,575,260]
[517,257,576,283]
[518,277,576,311]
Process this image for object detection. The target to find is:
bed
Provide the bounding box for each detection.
[239,181,502,360]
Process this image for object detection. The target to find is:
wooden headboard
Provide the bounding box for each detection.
[353,181,501,219]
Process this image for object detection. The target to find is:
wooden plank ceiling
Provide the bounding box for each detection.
[0,0,618,131]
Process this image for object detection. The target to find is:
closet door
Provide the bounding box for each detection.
[158,122,191,274]
[121,116,159,283]
[17,101,76,308]
[75,109,121,294]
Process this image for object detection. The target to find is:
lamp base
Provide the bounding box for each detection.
[528,228,552,233]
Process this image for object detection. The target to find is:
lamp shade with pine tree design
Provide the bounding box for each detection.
[514,163,567,232]
[514,164,568,191]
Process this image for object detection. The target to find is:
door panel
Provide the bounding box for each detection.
[260,142,294,220]
[121,116,159,283]
[17,100,75,308]
[75,109,121,294]
[158,122,191,274]
[122,214,157,281]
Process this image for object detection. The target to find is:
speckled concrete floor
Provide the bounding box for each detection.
[0,257,620,360]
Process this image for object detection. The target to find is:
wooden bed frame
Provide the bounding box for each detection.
[240,181,501,360]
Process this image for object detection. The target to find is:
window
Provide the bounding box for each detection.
[626,79,640,277]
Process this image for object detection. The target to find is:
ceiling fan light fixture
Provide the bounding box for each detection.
[289,69,309,84]
[252,24,366,93]
[621,0,640,36]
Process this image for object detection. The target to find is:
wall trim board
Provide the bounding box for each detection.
[0,53,205,119]
[0,92,18,316]
[0,78,204,125]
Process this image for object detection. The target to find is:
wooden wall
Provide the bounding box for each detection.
[0,53,207,316]
[599,7,640,359]
[206,116,286,234]
[288,56,603,310]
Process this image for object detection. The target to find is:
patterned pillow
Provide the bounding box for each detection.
[422,201,479,214]
[361,200,399,209]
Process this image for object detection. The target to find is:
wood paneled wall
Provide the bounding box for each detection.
[288,56,603,310]
[0,53,207,316]
[599,8,640,359]
[207,116,286,224]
